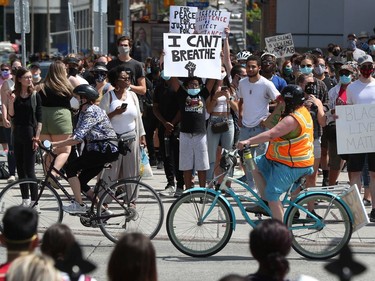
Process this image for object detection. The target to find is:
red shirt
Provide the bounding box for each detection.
[0,262,11,281]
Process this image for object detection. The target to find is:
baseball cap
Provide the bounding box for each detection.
[65,57,80,65]
[357,55,373,65]
[29,62,40,69]
[311,48,323,56]
[90,62,108,72]
[358,31,369,39]
[339,64,354,73]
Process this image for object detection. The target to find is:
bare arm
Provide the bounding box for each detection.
[1,81,11,127]
[52,136,80,148]
[238,98,243,127]
[222,27,233,75]
[130,76,146,95]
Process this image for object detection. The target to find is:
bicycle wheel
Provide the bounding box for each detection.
[0,179,63,232]
[285,193,352,259]
[166,190,233,257]
[98,179,164,242]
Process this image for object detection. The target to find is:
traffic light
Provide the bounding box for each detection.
[115,20,123,36]
[0,0,9,6]
[164,0,175,7]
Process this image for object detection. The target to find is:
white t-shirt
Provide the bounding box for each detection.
[238,75,280,127]
[109,90,137,134]
[347,79,375,105]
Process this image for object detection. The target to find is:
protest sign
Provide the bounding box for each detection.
[264,33,295,58]
[169,6,197,34]
[163,33,222,79]
[335,104,375,154]
[195,9,230,37]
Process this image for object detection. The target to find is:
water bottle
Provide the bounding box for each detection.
[164,136,170,157]
[243,147,256,171]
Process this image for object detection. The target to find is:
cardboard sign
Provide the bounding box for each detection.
[264,33,295,58]
[195,10,230,37]
[335,104,375,154]
[169,6,198,34]
[163,33,222,79]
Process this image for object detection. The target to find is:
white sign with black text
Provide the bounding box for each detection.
[169,6,198,34]
[264,33,295,58]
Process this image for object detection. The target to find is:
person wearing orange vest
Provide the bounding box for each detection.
[238,85,314,221]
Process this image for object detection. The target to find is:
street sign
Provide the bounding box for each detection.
[93,0,107,13]
[14,0,30,34]
[186,0,209,8]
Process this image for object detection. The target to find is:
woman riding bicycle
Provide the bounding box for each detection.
[238,85,314,221]
[51,84,119,214]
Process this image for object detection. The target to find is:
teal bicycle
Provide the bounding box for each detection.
[166,148,355,260]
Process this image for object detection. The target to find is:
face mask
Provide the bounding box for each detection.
[360,67,374,78]
[332,50,341,56]
[160,70,170,81]
[68,68,78,77]
[300,66,313,75]
[95,73,106,83]
[369,45,375,52]
[347,40,356,51]
[339,74,351,84]
[118,46,130,55]
[241,64,246,68]
[220,71,227,80]
[283,67,292,75]
[70,97,80,110]
[313,65,325,76]
[32,74,40,80]
[1,70,10,78]
[187,88,200,96]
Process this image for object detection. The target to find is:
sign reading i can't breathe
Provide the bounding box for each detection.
[335,104,375,154]
[163,33,222,79]
[169,6,198,34]
[264,33,295,58]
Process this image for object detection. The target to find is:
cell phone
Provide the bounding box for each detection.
[121,103,128,109]
[305,82,317,95]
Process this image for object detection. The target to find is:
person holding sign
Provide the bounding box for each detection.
[346,55,375,222]
[161,68,216,193]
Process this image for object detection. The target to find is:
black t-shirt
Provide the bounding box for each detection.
[38,86,71,109]
[177,86,209,134]
[106,58,145,86]
[153,80,179,123]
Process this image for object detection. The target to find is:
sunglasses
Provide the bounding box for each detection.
[361,64,373,70]
[1,69,9,71]
[300,64,313,68]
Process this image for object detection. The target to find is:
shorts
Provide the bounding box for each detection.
[320,126,329,149]
[0,126,7,143]
[347,153,375,172]
[328,137,342,170]
[255,155,314,201]
[179,132,209,171]
[41,107,73,135]
[313,138,321,159]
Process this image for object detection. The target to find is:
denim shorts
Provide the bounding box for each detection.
[255,155,314,201]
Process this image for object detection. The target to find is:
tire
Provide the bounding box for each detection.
[98,179,164,243]
[0,179,63,232]
[285,193,352,259]
[166,190,233,257]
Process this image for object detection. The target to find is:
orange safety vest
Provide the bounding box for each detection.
[266,106,314,168]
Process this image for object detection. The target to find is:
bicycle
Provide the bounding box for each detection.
[0,140,164,243]
[166,148,356,259]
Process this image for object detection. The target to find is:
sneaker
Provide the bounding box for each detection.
[245,205,270,216]
[7,175,16,183]
[47,177,60,189]
[157,161,164,169]
[174,188,184,198]
[159,185,176,197]
[363,198,371,207]
[369,209,375,222]
[63,201,87,214]
[22,198,31,207]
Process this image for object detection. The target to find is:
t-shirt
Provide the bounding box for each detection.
[271,75,287,92]
[177,86,209,134]
[106,58,145,87]
[0,262,11,281]
[153,80,180,124]
[238,76,280,127]
[347,79,375,104]
[38,86,71,109]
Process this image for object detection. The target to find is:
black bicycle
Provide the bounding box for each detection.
[0,140,164,242]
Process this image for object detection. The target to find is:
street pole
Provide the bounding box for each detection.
[99,0,103,53]
[20,0,26,66]
[31,0,34,55]
[242,0,246,50]
[122,0,130,36]
[47,0,51,57]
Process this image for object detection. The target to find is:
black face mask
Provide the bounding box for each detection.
[332,50,341,56]
[68,68,78,77]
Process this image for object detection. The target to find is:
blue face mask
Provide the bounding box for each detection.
[241,64,246,68]
[160,70,170,81]
[300,66,313,75]
[369,45,375,52]
[146,67,151,74]
[187,88,200,96]
[339,74,351,84]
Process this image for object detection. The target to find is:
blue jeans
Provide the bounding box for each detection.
[207,117,234,182]
[239,124,268,189]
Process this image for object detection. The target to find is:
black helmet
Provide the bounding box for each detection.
[73,84,99,101]
[281,85,305,107]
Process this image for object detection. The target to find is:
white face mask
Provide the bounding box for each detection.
[118,46,130,55]
[221,71,227,80]
[70,97,80,110]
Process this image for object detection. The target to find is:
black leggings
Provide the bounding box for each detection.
[65,146,119,193]
[14,140,38,200]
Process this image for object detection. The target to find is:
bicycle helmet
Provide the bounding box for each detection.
[73,84,99,102]
[281,85,305,108]
[236,50,252,61]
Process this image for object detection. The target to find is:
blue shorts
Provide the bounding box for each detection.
[255,155,314,201]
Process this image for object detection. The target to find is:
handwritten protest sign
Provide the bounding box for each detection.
[336,104,375,154]
[169,6,197,34]
[195,10,230,37]
[264,33,295,58]
[163,33,222,79]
